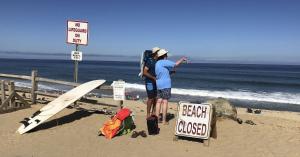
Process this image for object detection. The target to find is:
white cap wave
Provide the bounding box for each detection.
[125,83,300,105]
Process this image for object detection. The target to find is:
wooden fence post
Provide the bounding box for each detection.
[31,70,38,104]
[1,80,5,103]
[8,81,15,108]
[118,100,123,109]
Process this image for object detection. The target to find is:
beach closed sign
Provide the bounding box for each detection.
[175,102,212,139]
[67,20,88,45]
[111,81,126,101]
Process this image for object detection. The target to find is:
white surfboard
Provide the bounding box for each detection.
[17,79,106,134]
[138,51,145,78]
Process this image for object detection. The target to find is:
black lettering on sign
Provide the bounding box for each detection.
[182,104,209,118]
[182,105,187,116]
[75,23,80,27]
[177,122,208,136]
[197,123,202,135]
[201,124,207,136]
[187,122,192,134]
[187,105,192,117]
[178,120,184,133]
[192,123,197,134]
[182,120,186,133]
[202,106,207,118]
[191,105,196,117]
[197,106,201,118]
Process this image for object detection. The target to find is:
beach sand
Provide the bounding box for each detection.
[0,98,299,157]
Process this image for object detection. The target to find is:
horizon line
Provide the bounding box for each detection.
[0,56,299,66]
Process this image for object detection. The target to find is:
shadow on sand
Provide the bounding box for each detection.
[28,108,102,133]
[175,136,205,143]
[158,113,175,122]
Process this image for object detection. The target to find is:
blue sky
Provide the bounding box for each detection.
[0,0,299,64]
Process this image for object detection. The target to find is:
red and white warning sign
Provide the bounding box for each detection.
[67,20,88,45]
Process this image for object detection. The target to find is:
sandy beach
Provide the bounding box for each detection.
[0,97,299,157]
[1,0,300,157]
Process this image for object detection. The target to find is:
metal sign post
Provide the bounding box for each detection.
[71,48,82,83]
[67,20,88,107]
[67,20,88,83]
[74,44,79,83]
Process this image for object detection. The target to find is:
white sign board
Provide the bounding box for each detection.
[71,51,82,61]
[111,81,125,101]
[67,20,88,45]
[175,102,212,139]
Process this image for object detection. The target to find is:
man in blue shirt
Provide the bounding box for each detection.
[143,47,160,118]
[155,49,187,125]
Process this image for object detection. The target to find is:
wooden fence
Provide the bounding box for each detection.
[0,70,112,113]
[0,81,31,113]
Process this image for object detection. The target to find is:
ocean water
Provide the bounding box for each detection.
[1,58,300,112]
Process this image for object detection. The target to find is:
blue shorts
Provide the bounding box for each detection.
[157,88,171,100]
[145,82,157,99]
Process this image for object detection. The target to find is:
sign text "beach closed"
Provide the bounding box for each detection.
[175,102,212,139]
[67,20,88,45]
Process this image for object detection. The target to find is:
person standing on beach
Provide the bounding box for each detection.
[143,47,160,118]
[155,49,187,125]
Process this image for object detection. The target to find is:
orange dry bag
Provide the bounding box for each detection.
[99,116,122,139]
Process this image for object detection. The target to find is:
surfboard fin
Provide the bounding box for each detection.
[23,117,30,121]
[20,121,30,128]
[31,110,41,118]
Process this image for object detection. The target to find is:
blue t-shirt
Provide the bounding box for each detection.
[144,57,156,83]
[155,60,176,90]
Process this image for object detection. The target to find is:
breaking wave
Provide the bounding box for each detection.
[12,81,300,105]
[125,83,300,105]
[15,81,61,91]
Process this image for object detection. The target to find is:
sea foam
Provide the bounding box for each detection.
[14,81,300,105]
[125,83,300,105]
[15,82,60,91]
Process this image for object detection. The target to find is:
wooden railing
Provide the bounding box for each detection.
[0,70,112,106]
[0,81,30,113]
